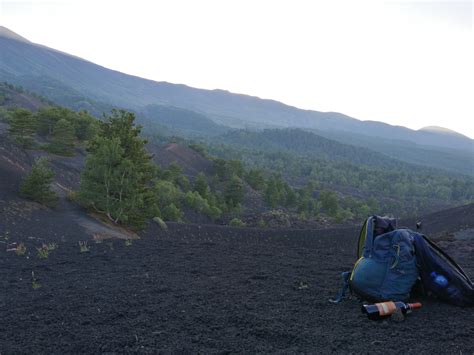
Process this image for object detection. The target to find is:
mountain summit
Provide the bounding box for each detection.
[419,126,469,138]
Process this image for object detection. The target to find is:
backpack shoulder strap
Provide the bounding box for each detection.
[357,216,375,258]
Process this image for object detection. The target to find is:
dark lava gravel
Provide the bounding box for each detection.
[1,220,473,354]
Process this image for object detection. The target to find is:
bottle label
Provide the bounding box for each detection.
[375,301,397,316]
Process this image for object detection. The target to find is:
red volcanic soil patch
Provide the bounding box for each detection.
[150,143,214,177]
[1,218,473,353]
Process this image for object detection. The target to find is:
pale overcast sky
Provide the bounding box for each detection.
[1,0,473,138]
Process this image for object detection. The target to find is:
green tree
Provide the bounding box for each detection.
[9,108,37,148]
[78,110,157,228]
[214,158,229,180]
[74,111,98,141]
[154,180,182,208]
[194,172,210,198]
[245,169,266,191]
[161,161,183,182]
[35,107,62,136]
[319,190,339,217]
[162,203,182,221]
[20,157,57,206]
[47,119,76,155]
[225,174,244,208]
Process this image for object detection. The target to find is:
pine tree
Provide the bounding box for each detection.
[194,172,210,198]
[9,109,37,148]
[74,111,97,141]
[78,110,157,228]
[319,190,339,217]
[48,119,75,155]
[225,174,244,208]
[20,157,57,206]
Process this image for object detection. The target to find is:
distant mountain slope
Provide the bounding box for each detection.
[213,128,447,172]
[1,27,472,153]
[315,130,474,176]
[140,105,229,137]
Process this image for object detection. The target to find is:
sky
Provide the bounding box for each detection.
[1,0,473,138]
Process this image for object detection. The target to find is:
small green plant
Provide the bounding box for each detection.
[124,239,133,247]
[229,218,246,227]
[78,241,90,253]
[15,243,27,256]
[31,271,41,290]
[36,244,50,259]
[47,242,58,251]
[66,191,77,201]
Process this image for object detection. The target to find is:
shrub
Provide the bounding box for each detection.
[162,203,182,221]
[229,218,246,227]
[36,244,50,259]
[67,190,77,201]
[183,191,208,212]
[154,180,182,208]
[46,119,76,156]
[206,205,222,220]
[8,108,37,148]
[20,157,57,206]
[15,243,27,256]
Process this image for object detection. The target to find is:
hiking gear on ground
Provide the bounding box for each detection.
[412,234,474,307]
[331,215,474,307]
[350,216,419,302]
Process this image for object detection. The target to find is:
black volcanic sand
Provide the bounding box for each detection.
[1,220,473,354]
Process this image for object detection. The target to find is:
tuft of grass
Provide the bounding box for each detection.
[66,190,77,202]
[124,239,133,247]
[15,243,27,256]
[31,271,41,290]
[36,244,50,259]
[47,242,58,251]
[78,241,90,253]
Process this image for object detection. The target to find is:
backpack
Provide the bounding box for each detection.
[330,215,474,307]
[350,215,419,302]
[330,215,419,303]
[412,233,474,307]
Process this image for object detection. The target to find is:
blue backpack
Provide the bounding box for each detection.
[350,216,419,302]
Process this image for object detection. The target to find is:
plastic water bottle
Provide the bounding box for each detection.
[430,271,448,288]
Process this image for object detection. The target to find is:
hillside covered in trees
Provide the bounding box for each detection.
[1,82,473,230]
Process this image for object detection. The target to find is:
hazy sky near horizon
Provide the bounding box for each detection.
[1,0,473,138]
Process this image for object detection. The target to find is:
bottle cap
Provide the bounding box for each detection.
[409,302,422,309]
